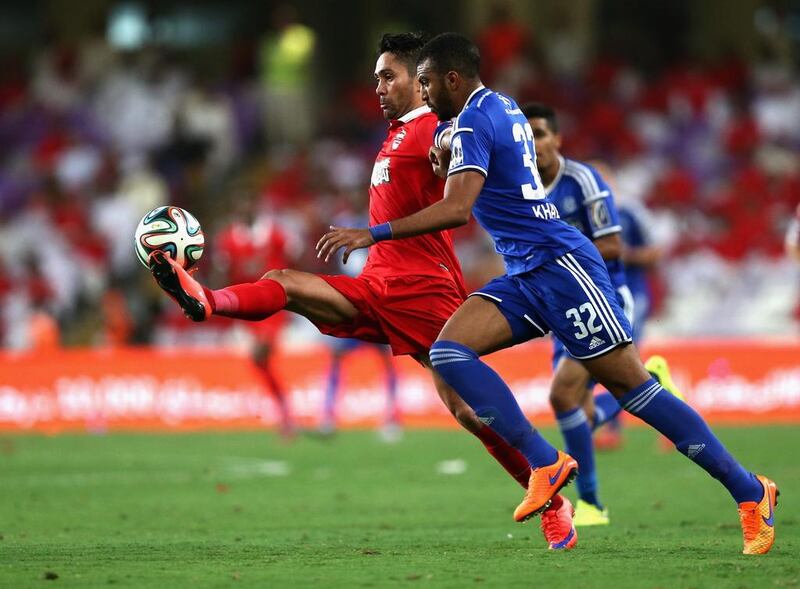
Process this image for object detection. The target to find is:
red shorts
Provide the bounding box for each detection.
[315,272,466,356]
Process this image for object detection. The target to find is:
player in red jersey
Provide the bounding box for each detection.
[148,32,574,549]
[214,197,296,438]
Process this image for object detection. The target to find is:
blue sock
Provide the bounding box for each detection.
[322,356,342,427]
[620,378,762,504]
[557,408,601,508]
[431,341,558,467]
[383,357,398,423]
[593,392,623,431]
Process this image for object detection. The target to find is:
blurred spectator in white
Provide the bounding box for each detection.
[31,43,84,113]
[93,50,186,158]
[178,76,238,177]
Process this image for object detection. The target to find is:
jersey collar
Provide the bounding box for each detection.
[465,84,488,107]
[394,105,431,126]
[544,155,566,196]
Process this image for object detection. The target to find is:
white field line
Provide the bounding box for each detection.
[0,458,290,488]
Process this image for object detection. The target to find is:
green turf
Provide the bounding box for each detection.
[0,426,797,588]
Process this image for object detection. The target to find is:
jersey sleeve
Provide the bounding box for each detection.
[580,167,622,239]
[433,120,453,150]
[448,108,494,177]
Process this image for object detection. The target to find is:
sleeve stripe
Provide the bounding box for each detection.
[583,191,611,204]
[592,225,623,238]
[564,160,602,199]
[453,127,474,134]
[448,165,488,177]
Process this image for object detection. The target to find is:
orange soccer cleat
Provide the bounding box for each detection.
[514,450,578,522]
[738,475,779,555]
[149,250,211,321]
[541,495,577,550]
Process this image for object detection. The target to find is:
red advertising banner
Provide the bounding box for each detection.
[0,340,798,432]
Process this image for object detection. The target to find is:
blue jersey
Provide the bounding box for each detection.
[546,155,626,288]
[447,87,588,275]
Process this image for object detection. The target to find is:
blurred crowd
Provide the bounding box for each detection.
[1,13,799,351]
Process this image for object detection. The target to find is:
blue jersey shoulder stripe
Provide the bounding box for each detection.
[564,160,603,200]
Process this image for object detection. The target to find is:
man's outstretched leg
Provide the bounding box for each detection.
[429,364,576,549]
[431,296,578,522]
[584,344,779,555]
[149,251,358,325]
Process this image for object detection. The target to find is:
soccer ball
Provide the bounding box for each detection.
[134,206,204,269]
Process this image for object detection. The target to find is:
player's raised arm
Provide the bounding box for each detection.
[315,171,483,263]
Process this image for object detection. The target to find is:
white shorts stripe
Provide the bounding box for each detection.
[564,253,627,342]
[563,253,626,342]
[556,257,620,344]
[523,314,547,335]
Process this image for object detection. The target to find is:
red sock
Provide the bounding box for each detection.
[474,425,531,489]
[254,359,294,432]
[204,279,287,320]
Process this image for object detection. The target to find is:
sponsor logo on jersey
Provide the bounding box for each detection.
[391,127,407,150]
[371,158,390,186]
[449,135,464,169]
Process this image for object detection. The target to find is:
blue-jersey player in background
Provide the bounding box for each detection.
[521,102,632,526]
[519,104,687,527]
[317,33,777,555]
[318,211,400,442]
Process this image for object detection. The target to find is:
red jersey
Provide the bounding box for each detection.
[363,107,465,290]
[216,217,289,284]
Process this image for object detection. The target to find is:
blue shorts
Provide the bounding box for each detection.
[471,244,633,360]
[551,283,635,368]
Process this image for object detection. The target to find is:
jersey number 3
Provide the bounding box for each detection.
[512,122,545,200]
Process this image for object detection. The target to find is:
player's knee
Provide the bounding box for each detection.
[549,379,581,412]
[261,269,299,298]
[261,268,290,283]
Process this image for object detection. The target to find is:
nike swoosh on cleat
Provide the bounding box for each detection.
[763,499,774,527]
[550,527,575,550]
[549,462,566,486]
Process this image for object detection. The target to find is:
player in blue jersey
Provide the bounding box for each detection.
[519,102,632,526]
[317,33,777,554]
[318,212,400,441]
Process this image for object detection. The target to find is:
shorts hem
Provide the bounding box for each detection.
[569,338,632,360]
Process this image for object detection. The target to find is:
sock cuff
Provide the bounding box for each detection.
[209,287,239,314]
[556,408,588,431]
[256,278,288,307]
[620,377,663,414]
[429,340,478,368]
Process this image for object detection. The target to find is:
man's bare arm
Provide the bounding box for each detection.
[315,171,485,263]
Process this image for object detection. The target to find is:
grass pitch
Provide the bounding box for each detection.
[1,426,797,588]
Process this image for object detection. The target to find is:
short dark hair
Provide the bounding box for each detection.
[417,32,480,78]
[521,102,559,133]
[378,32,429,75]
